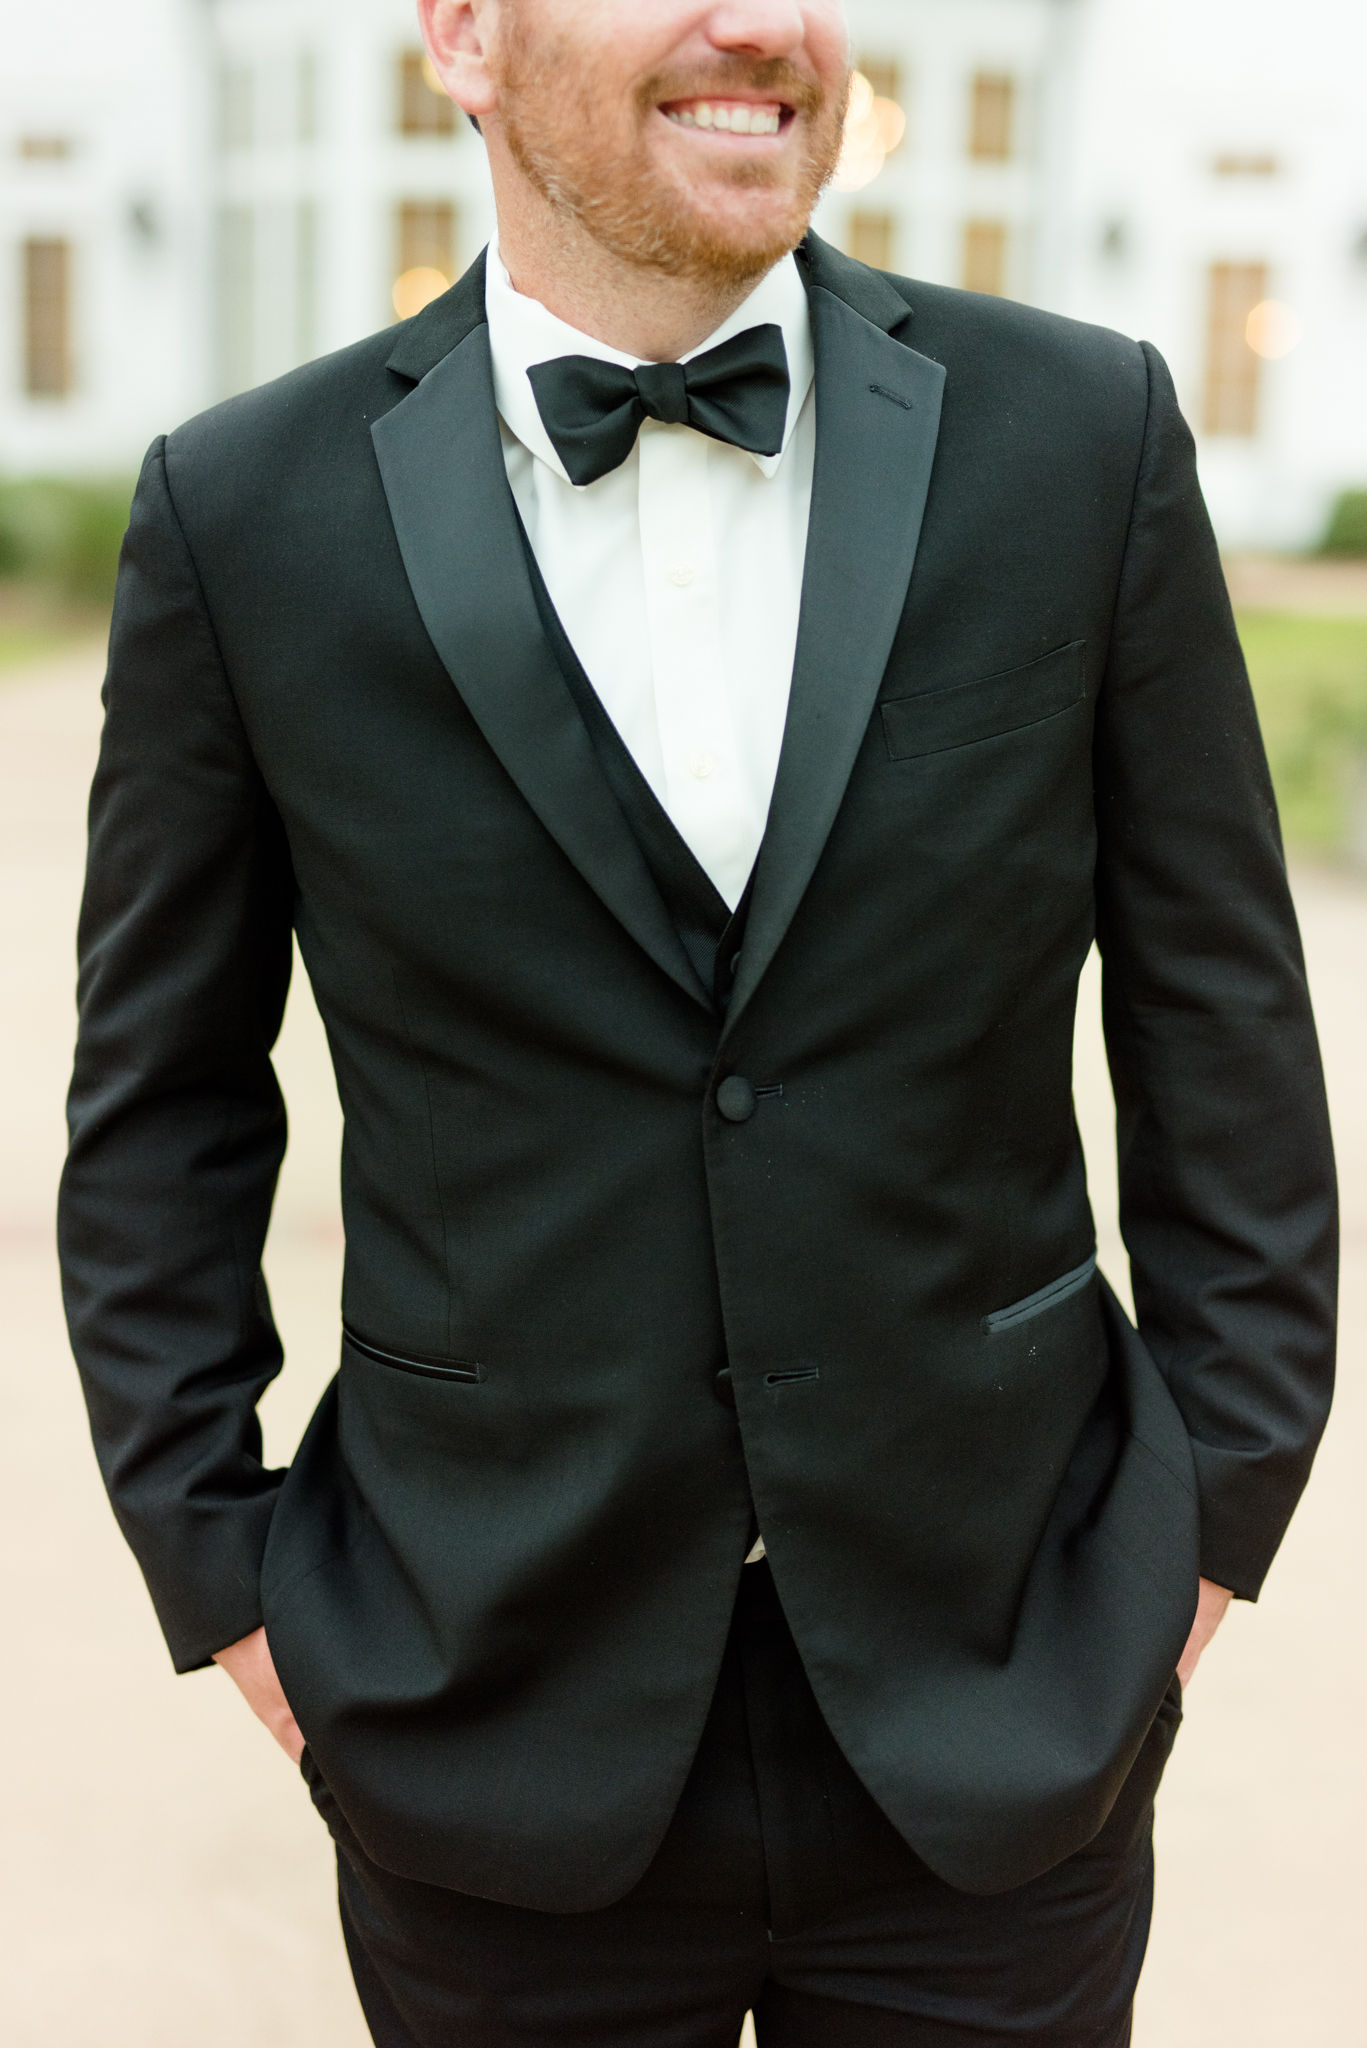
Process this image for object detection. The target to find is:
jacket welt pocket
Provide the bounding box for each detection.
[983,1254,1097,1336]
[342,1323,485,1384]
[881,640,1087,761]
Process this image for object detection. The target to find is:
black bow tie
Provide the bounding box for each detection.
[526,323,790,487]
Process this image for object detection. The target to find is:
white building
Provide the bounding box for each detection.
[208,0,497,393]
[0,0,210,473]
[2,0,1365,549]
[815,0,1083,312]
[1059,0,1367,549]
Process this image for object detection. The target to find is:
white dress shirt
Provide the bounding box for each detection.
[485,235,816,911]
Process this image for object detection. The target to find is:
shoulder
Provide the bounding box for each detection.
[158,258,492,558]
[878,271,1151,436]
[163,251,489,506]
[800,234,1151,453]
[147,324,423,601]
[888,270,1144,383]
[162,325,405,504]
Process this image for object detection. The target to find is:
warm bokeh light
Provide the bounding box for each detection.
[421,53,448,98]
[871,99,907,153]
[833,71,907,193]
[393,266,451,319]
[1246,299,1304,359]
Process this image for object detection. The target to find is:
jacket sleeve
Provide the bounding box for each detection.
[58,440,296,1673]
[1094,343,1338,1601]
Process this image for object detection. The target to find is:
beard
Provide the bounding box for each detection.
[495,26,848,290]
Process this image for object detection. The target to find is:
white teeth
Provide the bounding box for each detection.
[666,103,782,135]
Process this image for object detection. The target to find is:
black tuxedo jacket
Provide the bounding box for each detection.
[59,236,1336,1909]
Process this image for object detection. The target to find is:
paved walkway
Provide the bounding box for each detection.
[2,648,1363,2047]
[1223,552,1367,617]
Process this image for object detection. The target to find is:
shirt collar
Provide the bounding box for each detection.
[484,230,815,487]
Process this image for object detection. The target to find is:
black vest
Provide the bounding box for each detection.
[518,520,754,1013]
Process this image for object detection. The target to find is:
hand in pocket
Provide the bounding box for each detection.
[214,1626,305,1763]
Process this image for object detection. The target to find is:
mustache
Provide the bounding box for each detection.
[637,56,832,120]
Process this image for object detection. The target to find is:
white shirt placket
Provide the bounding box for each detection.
[637,421,756,910]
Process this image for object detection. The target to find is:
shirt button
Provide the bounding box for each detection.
[668,564,695,587]
[688,751,717,780]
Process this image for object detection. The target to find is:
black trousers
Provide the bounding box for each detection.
[305,1564,1180,2048]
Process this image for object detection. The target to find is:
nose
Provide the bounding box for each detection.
[703,1,807,60]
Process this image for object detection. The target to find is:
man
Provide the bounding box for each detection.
[59,0,1336,2042]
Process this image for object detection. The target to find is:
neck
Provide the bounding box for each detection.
[487,141,776,362]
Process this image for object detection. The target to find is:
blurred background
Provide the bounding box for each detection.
[1,2,1365,2045]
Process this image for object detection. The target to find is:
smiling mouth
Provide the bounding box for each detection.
[660,99,791,138]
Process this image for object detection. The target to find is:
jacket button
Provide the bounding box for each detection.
[713,1367,737,1408]
[717,1076,757,1122]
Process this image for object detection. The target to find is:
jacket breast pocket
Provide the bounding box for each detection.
[881,640,1087,762]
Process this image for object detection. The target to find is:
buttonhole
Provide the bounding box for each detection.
[869,383,914,411]
[753,1083,784,1101]
[765,1367,819,1387]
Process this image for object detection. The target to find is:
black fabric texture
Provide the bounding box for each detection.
[323,1565,1168,2048]
[515,512,752,1007]
[753,1995,1133,2048]
[60,232,1337,1909]
[527,322,790,484]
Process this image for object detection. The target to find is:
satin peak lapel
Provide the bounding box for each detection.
[725,283,945,1028]
[371,322,708,1009]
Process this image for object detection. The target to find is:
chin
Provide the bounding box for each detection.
[664,183,811,274]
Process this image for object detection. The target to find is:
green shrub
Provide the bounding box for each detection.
[1320,490,1367,558]
[1239,612,1367,851]
[0,476,135,605]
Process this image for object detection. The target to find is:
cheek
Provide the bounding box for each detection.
[804,2,852,88]
[592,0,695,76]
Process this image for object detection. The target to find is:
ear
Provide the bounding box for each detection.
[419,0,499,123]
